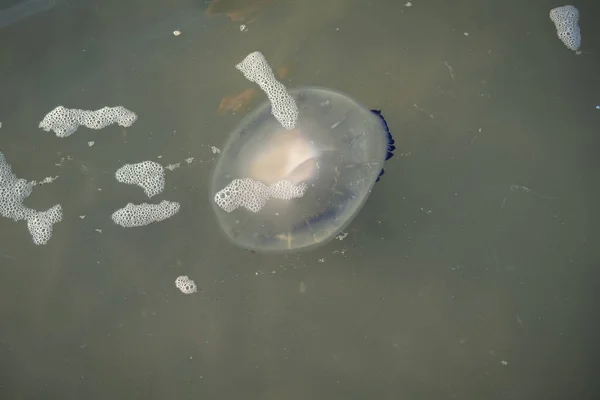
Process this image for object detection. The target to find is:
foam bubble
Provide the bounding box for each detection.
[236,51,298,130]
[214,178,307,213]
[39,105,137,137]
[549,5,581,51]
[26,205,63,245]
[175,275,197,294]
[115,161,165,198]
[111,200,180,227]
[0,151,62,245]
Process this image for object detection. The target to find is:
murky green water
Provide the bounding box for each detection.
[1,0,598,398]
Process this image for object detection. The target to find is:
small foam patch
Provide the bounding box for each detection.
[549,5,581,51]
[0,151,62,245]
[175,275,197,294]
[236,51,298,130]
[39,105,137,137]
[111,200,180,227]
[115,161,165,198]
[214,178,307,213]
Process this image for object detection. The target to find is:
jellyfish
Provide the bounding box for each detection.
[210,54,395,253]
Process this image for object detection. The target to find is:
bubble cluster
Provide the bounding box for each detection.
[236,51,298,130]
[115,161,165,198]
[39,105,137,137]
[175,275,197,294]
[111,200,180,227]
[26,205,63,245]
[0,151,62,245]
[214,178,307,213]
[549,5,581,51]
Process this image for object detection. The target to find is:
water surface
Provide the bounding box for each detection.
[0,0,598,398]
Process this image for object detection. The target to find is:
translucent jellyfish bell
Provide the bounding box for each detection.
[210,86,394,253]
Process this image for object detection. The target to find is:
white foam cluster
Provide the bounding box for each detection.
[26,205,63,245]
[39,105,137,137]
[214,178,307,213]
[0,151,62,245]
[236,51,298,130]
[175,275,197,294]
[549,5,581,51]
[111,200,180,227]
[115,161,165,198]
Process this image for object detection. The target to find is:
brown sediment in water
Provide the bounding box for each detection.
[217,88,257,115]
[217,67,290,115]
[206,0,276,22]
